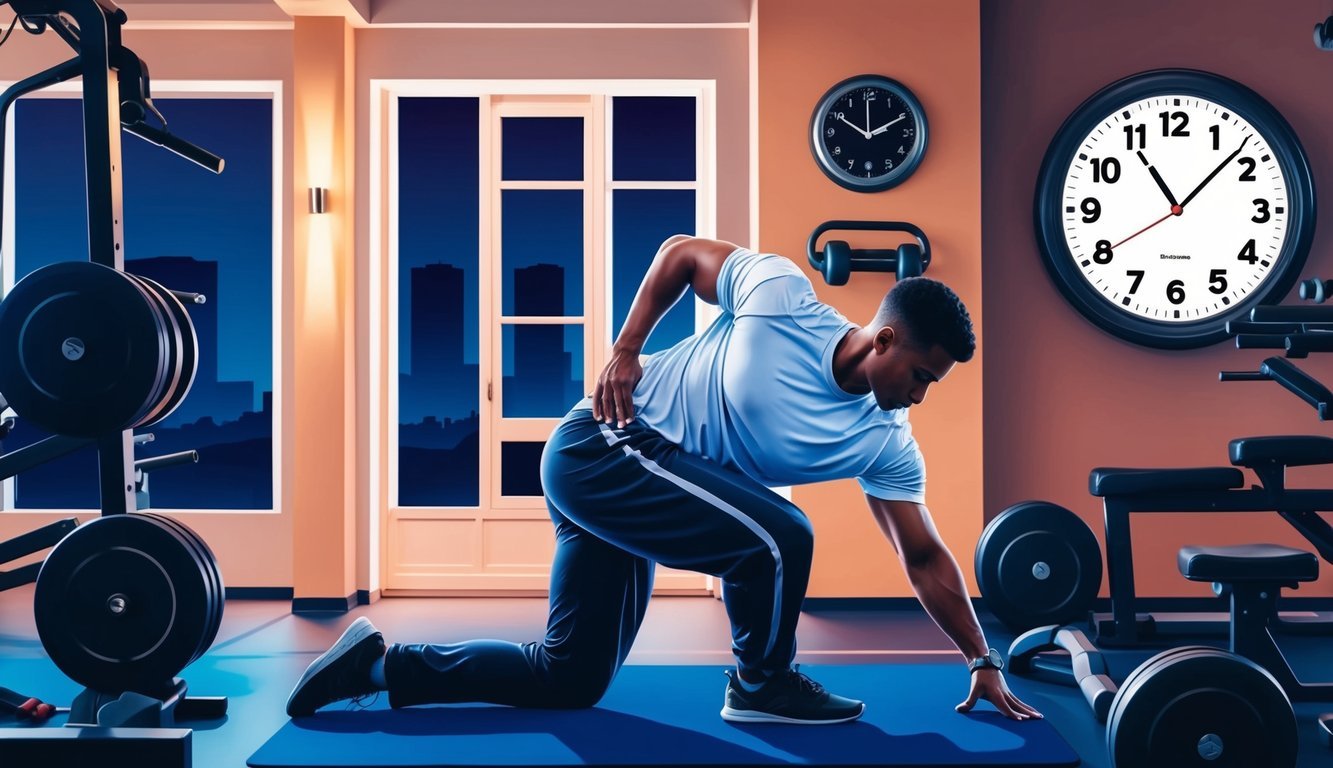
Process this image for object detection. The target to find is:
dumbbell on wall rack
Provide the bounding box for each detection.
[806,220,931,286]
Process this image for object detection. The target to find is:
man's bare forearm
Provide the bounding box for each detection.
[615,239,693,354]
[904,545,989,660]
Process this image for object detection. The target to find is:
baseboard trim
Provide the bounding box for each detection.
[356,589,380,606]
[292,593,357,614]
[801,597,1333,612]
[224,586,294,600]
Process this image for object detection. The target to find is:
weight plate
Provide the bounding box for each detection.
[1107,647,1297,768]
[975,501,1103,632]
[124,273,179,429]
[136,512,215,664]
[0,262,166,437]
[141,512,223,662]
[34,514,212,694]
[134,276,197,426]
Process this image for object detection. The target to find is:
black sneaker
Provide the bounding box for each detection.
[720,665,865,724]
[286,616,386,717]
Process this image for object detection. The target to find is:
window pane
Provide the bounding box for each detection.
[398,97,480,508]
[612,97,696,181]
[500,441,545,497]
[502,190,583,316]
[502,324,583,418]
[10,96,275,510]
[502,117,583,181]
[612,190,696,354]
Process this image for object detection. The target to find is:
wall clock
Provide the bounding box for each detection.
[810,74,927,192]
[1034,69,1315,349]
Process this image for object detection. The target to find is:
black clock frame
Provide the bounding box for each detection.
[810,74,928,193]
[1033,69,1316,349]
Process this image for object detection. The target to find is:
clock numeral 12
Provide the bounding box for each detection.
[1159,111,1189,137]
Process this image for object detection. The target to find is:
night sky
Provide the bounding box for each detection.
[7,96,275,509]
[14,97,274,408]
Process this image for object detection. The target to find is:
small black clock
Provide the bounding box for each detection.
[810,74,928,192]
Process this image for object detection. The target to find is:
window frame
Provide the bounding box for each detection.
[0,80,285,516]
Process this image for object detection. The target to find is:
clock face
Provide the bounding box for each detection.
[810,75,927,192]
[1035,70,1314,349]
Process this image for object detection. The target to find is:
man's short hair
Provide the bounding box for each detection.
[873,277,976,363]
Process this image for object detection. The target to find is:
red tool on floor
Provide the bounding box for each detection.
[0,687,59,722]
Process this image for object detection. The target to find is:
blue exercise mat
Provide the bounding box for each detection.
[248,664,1079,767]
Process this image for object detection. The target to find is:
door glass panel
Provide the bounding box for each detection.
[500,441,545,496]
[502,117,583,181]
[612,97,696,181]
[612,189,696,354]
[398,97,480,507]
[502,324,583,418]
[502,189,583,316]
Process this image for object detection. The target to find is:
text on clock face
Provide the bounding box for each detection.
[822,87,919,178]
[1060,95,1290,323]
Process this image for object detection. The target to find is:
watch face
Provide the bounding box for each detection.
[811,75,927,192]
[1035,70,1314,349]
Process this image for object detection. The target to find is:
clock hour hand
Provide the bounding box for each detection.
[870,114,907,136]
[838,114,872,139]
[1179,136,1250,209]
[1137,150,1180,208]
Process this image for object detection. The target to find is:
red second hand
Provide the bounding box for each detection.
[1110,204,1183,250]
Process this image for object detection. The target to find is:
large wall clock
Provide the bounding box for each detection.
[810,74,927,192]
[1034,69,1315,349]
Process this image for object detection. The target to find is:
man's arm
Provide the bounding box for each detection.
[866,494,1042,720]
[613,236,735,351]
[865,495,988,660]
[594,236,737,426]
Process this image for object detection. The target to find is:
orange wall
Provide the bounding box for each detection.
[292,16,358,601]
[982,0,1333,598]
[758,0,985,597]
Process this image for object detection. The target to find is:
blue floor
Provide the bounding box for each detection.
[0,596,1330,767]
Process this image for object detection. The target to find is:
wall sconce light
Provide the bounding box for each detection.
[309,186,329,214]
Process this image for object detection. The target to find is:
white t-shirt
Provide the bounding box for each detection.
[627,247,926,503]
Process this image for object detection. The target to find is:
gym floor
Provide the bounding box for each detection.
[1,591,1331,767]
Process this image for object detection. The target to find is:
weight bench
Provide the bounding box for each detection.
[1178,542,1333,748]
[1091,434,1333,646]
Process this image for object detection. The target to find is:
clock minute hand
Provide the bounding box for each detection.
[1179,136,1250,209]
[838,115,872,139]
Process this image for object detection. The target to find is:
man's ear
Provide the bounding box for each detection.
[874,325,896,352]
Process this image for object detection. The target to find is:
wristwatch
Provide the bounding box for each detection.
[968,648,1004,674]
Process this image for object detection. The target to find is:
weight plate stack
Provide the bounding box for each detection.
[1107,646,1297,767]
[33,513,220,695]
[975,500,1103,633]
[133,275,198,426]
[139,512,224,660]
[0,262,168,437]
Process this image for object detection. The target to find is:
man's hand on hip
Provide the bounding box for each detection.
[593,346,643,428]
